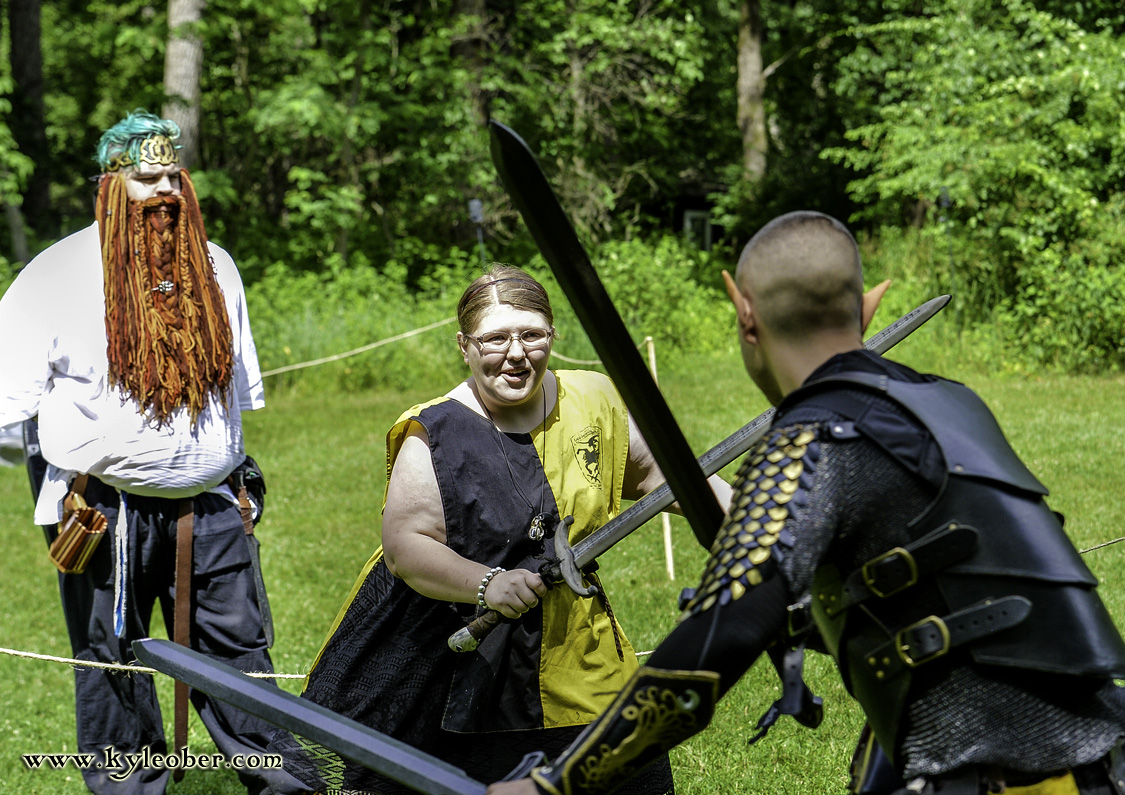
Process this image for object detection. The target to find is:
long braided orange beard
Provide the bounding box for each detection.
[96,171,234,428]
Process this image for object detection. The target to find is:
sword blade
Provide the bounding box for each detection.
[490,120,725,548]
[131,639,486,795]
[566,293,952,568]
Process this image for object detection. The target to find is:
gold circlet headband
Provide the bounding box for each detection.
[103,135,180,173]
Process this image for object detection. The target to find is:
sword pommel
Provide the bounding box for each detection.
[447,610,503,653]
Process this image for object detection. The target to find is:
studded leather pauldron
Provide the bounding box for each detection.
[681,424,820,618]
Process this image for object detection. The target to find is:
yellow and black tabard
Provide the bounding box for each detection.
[300,369,639,749]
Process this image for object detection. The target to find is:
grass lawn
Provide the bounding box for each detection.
[2,335,1124,794]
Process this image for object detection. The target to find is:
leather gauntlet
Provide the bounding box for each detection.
[531,667,720,795]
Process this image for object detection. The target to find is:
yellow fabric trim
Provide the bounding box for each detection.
[306,392,450,685]
[304,546,385,688]
[318,372,638,726]
[383,394,451,511]
[1005,772,1080,795]
[537,370,637,727]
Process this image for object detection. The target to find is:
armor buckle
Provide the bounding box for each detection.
[787,596,814,636]
[896,616,951,667]
[861,547,918,598]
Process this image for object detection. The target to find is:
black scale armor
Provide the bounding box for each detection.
[789,370,1125,778]
[527,355,1125,794]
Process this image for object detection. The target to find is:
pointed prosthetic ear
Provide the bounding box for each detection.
[723,269,759,344]
[861,279,891,334]
[723,269,757,343]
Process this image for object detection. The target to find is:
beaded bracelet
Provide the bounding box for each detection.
[477,566,506,608]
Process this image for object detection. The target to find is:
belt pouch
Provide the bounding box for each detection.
[48,474,108,574]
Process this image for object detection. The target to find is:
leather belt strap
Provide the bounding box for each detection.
[235,486,254,536]
[826,523,979,619]
[234,482,275,649]
[865,596,1031,683]
[914,741,1125,794]
[173,499,193,782]
[71,473,89,502]
[749,642,824,745]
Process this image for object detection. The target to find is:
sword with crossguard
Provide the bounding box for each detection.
[449,291,949,651]
[488,120,726,551]
[131,638,545,795]
[448,121,951,652]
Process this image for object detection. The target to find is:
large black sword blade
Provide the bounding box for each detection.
[490,120,724,547]
[132,639,486,795]
[565,293,953,567]
[448,294,951,652]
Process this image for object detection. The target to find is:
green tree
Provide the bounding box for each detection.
[712,0,885,244]
[824,0,1125,370]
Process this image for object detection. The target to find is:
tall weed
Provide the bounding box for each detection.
[246,258,465,397]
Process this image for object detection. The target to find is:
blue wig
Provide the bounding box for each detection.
[95,110,181,172]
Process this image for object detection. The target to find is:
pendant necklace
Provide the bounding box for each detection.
[481,383,551,542]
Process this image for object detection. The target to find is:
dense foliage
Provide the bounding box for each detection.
[824,0,1125,370]
[1,0,1122,371]
[248,233,733,395]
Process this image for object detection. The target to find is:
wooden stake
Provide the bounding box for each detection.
[645,336,675,581]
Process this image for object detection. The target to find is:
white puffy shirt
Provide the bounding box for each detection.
[0,222,265,523]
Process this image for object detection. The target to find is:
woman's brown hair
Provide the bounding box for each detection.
[456,265,554,334]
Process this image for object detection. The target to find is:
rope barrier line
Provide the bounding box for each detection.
[549,337,651,367]
[261,317,457,378]
[0,646,306,680]
[1081,536,1125,555]
[2,532,1119,677]
[550,351,602,366]
[11,315,1124,678]
[257,316,667,376]
[0,640,637,675]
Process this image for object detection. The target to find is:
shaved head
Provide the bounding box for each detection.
[735,211,863,339]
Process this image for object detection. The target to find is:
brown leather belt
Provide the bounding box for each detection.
[173,499,193,782]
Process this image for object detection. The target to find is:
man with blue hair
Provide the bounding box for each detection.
[0,110,302,794]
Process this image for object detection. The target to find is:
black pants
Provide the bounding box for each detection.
[40,474,307,795]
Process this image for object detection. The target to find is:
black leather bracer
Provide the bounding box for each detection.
[530,668,720,795]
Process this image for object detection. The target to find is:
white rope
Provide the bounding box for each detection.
[1081,537,1125,554]
[550,351,602,366]
[548,336,653,367]
[2,641,644,671]
[261,317,457,377]
[0,646,306,680]
[260,316,610,374]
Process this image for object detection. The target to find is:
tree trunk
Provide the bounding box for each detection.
[8,0,53,235]
[4,202,31,265]
[737,0,767,182]
[334,0,373,262]
[452,0,490,127]
[163,0,205,168]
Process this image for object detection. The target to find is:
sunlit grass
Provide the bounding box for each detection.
[2,341,1123,793]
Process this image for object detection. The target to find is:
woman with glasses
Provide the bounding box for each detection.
[270,265,727,794]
